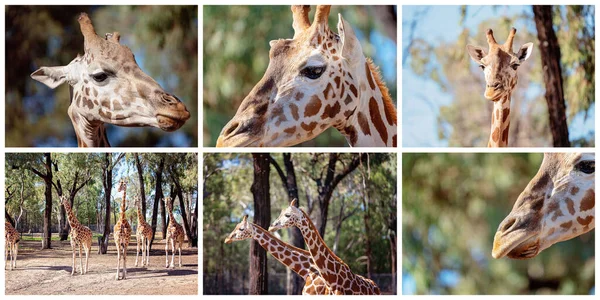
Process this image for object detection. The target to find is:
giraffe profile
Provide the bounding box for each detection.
[493,153,594,259]
[30,12,190,147]
[225,215,332,295]
[134,196,153,267]
[467,28,533,147]
[270,200,381,295]
[165,196,184,268]
[216,5,397,147]
[60,195,93,275]
[5,220,20,271]
[114,179,132,280]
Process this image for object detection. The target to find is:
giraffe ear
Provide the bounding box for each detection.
[290,199,298,207]
[466,45,487,64]
[31,66,68,89]
[516,42,533,63]
[242,215,248,222]
[337,14,362,65]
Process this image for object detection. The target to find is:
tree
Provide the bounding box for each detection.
[533,5,570,147]
[24,153,56,249]
[249,153,271,295]
[149,155,165,250]
[98,153,125,254]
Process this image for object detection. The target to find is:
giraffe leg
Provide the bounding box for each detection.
[123,243,128,279]
[135,236,140,267]
[71,241,76,276]
[78,244,83,275]
[178,240,182,267]
[14,242,18,269]
[165,238,169,268]
[146,238,151,266]
[115,245,121,280]
[84,244,90,274]
[170,239,176,268]
[5,241,8,270]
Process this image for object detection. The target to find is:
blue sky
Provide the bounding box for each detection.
[402,5,595,147]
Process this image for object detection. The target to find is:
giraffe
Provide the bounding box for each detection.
[165,196,184,268]
[467,28,533,147]
[134,196,153,267]
[492,153,594,259]
[30,12,190,147]
[224,215,332,295]
[216,5,397,147]
[114,179,132,280]
[269,200,381,295]
[60,195,93,275]
[5,220,20,271]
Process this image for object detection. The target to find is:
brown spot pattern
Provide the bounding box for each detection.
[289,103,299,121]
[321,102,341,119]
[369,97,388,143]
[365,62,375,90]
[579,190,595,211]
[304,96,322,117]
[577,216,593,226]
[566,198,576,215]
[357,112,371,136]
[492,127,500,142]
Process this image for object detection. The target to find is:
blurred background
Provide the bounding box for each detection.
[203,153,397,294]
[402,6,595,147]
[203,5,397,147]
[5,6,198,147]
[402,153,595,295]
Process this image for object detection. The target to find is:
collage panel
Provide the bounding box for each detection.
[402,5,595,147]
[4,153,199,294]
[203,5,398,147]
[203,153,397,294]
[5,5,198,147]
[402,152,594,295]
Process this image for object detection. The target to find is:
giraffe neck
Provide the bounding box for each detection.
[168,208,177,227]
[119,190,126,221]
[136,203,146,225]
[251,223,313,280]
[488,94,511,147]
[68,100,111,147]
[339,60,397,147]
[297,210,352,286]
[64,202,81,228]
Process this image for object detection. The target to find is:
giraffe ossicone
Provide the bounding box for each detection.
[467,28,533,147]
[270,199,381,295]
[493,153,594,259]
[224,214,332,295]
[30,12,190,147]
[217,5,397,147]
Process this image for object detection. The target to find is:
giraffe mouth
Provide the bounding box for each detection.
[216,134,261,147]
[484,88,505,101]
[492,230,540,259]
[157,113,189,131]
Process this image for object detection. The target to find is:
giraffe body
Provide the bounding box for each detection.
[60,195,93,275]
[467,28,533,147]
[5,221,20,270]
[165,197,184,268]
[224,215,332,295]
[30,13,190,147]
[493,153,594,259]
[134,196,153,267]
[114,179,132,279]
[217,5,396,147]
[270,200,381,295]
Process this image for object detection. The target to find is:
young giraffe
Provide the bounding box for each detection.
[114,179,132,280]
[165,196,184,268]
[30,12,190,147]
[60,195,93,275]
[467,28,533,147]
[225,215,332,295]
[493,153,594,259]
[134,196,153,267]
[270,200,381,295]
[216,5,397,147]
[5,220,20,271]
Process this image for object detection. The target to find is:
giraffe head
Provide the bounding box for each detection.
[224,215,256,244]
[492,153,595,259]
[467,28,533,101]
[165,196,174,212]
[217,5,375,147]
[269,199,304,232]
[59,195,71,208]
[31,13,190,134]
[117,178,128,192]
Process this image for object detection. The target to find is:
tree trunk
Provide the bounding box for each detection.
[282,154,304,295]
[249,153,270,295]
[41,153,53,249]
[99,153,113,254]
[173,178,197,247]
[135,154,147,213]
[150,157,165,250]
[533,5,570,147]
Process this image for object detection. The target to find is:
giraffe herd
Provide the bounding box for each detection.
[5,178,188,281]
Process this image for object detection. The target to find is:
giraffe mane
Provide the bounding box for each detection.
[366,58,396,124]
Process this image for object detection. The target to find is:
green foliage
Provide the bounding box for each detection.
[402,153,594,295]
[203,6,397,146]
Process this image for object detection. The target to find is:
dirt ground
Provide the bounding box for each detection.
[5,236,198,295]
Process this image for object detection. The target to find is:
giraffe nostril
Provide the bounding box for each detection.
[501,217,517,233]
[224,122,239,136]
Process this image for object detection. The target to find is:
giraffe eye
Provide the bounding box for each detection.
[284,213,291,218]
[301,66,326,80]
[511,63,520,70]
[479,65,485,70]
[238,227,244,231]
[91,72,108,82]
[575,160,594,174]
